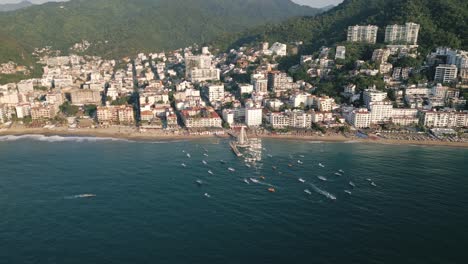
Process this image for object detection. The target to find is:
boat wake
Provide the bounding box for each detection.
[64,194,96,199]
[308,183,336,200]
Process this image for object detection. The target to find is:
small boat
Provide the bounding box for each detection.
[268,188,276,193]
[220,160,226,164]
[267,154,273,158]
[370,182,377,187]
[367,178,372,182]
[208,170,214,175]
[260,176,266,180]
[181,163,187,167]
[272,166,277,170]
[288,164,293,167]
[278,171,283,175]
[243,178,250,184]
[203,147,208,152]
[250,178,260,183]
[317,176,327,181]
[182,150,186,153]
[338,169,344,173]
[203,153,209,157]
[304,189,312,195]
[344,190,352,195]
[297,160,303,164]
[186,153,191,158]
[245,164,251,168]
[318,163,325,168]
[202,160,207,165]
[298,178,306,183]
[228,167,236,172]
[196,180,203,185]
[349,181,356,187]
[204,193,211,198]
[334,172,342,176]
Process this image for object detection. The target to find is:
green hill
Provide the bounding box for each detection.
[215,0,468,53]
[0,0,320,61]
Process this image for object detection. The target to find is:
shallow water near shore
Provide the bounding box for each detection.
[1,138,467,263]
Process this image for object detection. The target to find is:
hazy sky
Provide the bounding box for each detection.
[0,0,344,8]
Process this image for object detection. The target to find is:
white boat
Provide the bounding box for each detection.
[318,163,325,168]
[334,172,342,176]
[349,181,356,187]
[186,153,191,158]
[318,176,327,181]
[267,154,273,158]
[245,164,251,168]
[181,163,187,167]
[202,160,207,165]
[299,155,305,158]
[249,178,260,183]
[297,160,303,164]
[228,167,236,172]
[203,153,209,157]
[338,169,344,173]
[371,182,377,187]
[298,178,306,183]
[243,178,250,184]
[220,160,226,164]
[182,150,186,153]
[204,193,211,198]
[208,170,214,175]
[367,178,372,182]
[344,190,352,195]
[196,180,203,185]
[304,189,312,195]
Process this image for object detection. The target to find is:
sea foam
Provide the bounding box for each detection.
[0,134,132,143]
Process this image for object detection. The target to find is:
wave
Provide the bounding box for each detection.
[0,134,132,143]
[308,183,336,200]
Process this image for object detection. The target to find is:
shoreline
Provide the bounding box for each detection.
[1,128,467,148]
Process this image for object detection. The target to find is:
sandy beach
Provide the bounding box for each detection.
[1,126,467,148]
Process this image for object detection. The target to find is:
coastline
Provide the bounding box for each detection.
[1,127,468,148]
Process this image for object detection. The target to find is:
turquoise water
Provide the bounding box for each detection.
[1,135,467,264]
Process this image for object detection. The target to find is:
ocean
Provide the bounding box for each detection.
[0,135,467,264]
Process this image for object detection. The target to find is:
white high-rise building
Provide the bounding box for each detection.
[347,25,378,44]
[205,84,224,102]
[348,108,371,128]
[335,46,346,60]
[434,64,458,83]
[245,108,263,127]
[385,23,420,45]
[363,88,387,108]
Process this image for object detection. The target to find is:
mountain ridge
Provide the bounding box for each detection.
[0,0,34,12]
[0,0,320,61]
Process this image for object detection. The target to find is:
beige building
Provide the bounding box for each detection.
[385,23,420,45]
[70,89,101,105]
[97,105,135,124]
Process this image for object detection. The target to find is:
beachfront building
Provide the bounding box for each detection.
[180,107,222,128]
[245,108,263,127]
[266,112,290,129]
[97,105,135,125]
[369,101,394,124]
[385,23,420,45]
[31,105,57,121]
[419,110,468,128]
[347,25,378,44]
[347,108,371,128]
[311,111,333,123]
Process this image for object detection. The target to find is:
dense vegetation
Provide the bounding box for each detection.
[214,0,468,54]
[0,0,320,63]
